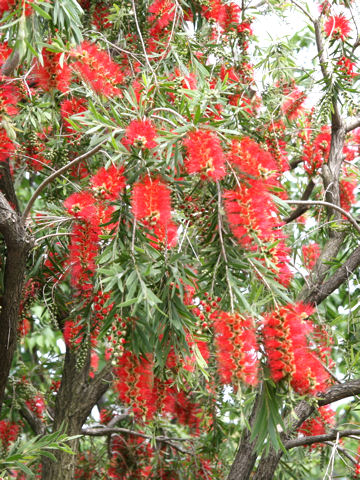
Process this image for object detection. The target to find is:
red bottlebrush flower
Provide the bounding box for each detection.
[340,170,357,211]
[71,42,124,97]
[302,243,320,270]
[92,2,112,30]
[64,191,98,223]
[324,15,351,40]
[145,220,178,249]
[298,405,335,449]
[183,130,226,181]
[223,3,242,33]
[132,176,171,226]
[123,118,157,149]
[89,351,99,378]
[263,302,332,395]
[63,319,84,347]
[213,311,259,386]
[18,317,31,337]
[0,419,20,452]
[265,120,289,173]
[337,56,357,78]
[265,241,293,288]
[90,165,126,201]
[148,0,176,36]
[33,49,72,93]
[223,183,282,247]
[114,351,155,419]
[26,394,46,421]
[302,125,331,175]
[281,87,306,121]
[228,137,278,182]
[202,0,227,29]
[0,79,19,118]
[0,0,17,17]
[68,221,101,290]
[0,128,15,162]
[60,97,87,133]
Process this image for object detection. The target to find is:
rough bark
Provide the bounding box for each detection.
[0,191,32,413]
[41,349,113,480]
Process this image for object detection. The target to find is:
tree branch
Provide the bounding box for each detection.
[345,117,360,133]
[284,199,360,234]
[82,426,194,455]
[21,137,114,223]
[283,180,315,223]
[285,429,360,450]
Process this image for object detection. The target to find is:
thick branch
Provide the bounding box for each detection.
[82,426,193,454]
[283,180,315,223]
[22,137,113,223]
[285,199,360,234]
[302,244,360,305]
[345,117,360,133]
[20,405,46,436]
[285,429,360,449]
[0,192,32,412]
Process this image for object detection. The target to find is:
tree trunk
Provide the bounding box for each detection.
[41,349,113,480]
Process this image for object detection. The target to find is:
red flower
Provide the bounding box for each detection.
[90,165,126,201]
[60,97,87,133]
[183,130,226,180]
[114,351,155,419]
[132,176,171,226]
[0,419,20,452]
[302,126,331,175]
[340,169,357,211]
[213,311,259,386]
[299,406,335,449]
[33,48,72,93]
[337,56,357,78]
[324,15,351,40]
[281,87,306,121]
[263,303,332,395]
[302,243,320,270]
[64,191,98,223]
[71,42,124,97]
[0,128,15,162]
[123,118,157,149]
[148,0,176,36]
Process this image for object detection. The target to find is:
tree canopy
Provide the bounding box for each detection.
[1,0,360,479]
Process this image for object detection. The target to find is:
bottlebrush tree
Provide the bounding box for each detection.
[2,0,360,479]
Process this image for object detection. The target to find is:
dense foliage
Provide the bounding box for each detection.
[0,0,360,479]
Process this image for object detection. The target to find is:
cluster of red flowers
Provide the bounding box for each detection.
[114,351,155,419]
[337,55,357,78]
[324,14,351,40]
[0,0,35,17]
[201,0,246,35]
[213,311,259,386]
[132,175,177,248]
[25,394,46,422]
[90,165,126,201]
[183,129,226,181]
[340,169,357,212]
[0,419,20,453]
[298,405,335,449]
[33,48,71,93]
[263,302,332,395]
[264,120,289,173]
[0,127,15,162]
[71,42,124,97]
[60,97,87,134]
[281,86,306,121]
[224,137,292,286]
[148,0,176,37]
[123,118,157,150]
[302,242,321,270]
[302,125,331,175]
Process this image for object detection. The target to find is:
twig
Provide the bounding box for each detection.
[284,180,315,223]
[285,428,360,449]
[285,199,360,235]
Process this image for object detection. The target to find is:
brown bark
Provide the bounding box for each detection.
[0,191,32,413]
[41,349,113,480]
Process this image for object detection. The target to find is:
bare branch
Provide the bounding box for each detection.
[345,117,360,133]
[284,199,360,234]
[286,429,360,450]
[283,180,315,223]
